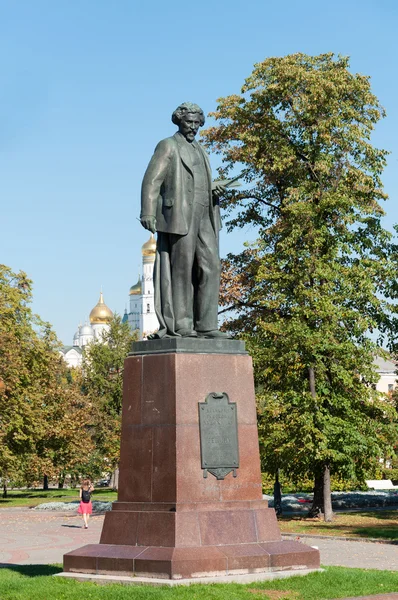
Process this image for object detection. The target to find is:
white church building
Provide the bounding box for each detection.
[61,234,159,368]
[123,234,158,340]
[60,291,113,368]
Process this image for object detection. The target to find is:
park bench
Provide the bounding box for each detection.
[365,479,398,490]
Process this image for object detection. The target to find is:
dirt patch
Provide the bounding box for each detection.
[248,589,301,599]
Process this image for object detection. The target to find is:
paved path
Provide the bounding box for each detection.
[341,596,398,600]
[0,508,104,565]
[0,508,397,571]
[284,535,398,571]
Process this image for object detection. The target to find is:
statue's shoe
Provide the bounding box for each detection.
[196,330,231,339]
[176,329,198,338]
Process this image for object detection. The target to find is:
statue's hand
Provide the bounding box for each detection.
[141,216,157,233]
[212,183,227,199]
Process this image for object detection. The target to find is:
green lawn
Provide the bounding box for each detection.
[0,488,117,508]
[0,565,397,600]
[278,510,398,541]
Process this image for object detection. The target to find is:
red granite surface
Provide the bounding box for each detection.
[64,350,320,578]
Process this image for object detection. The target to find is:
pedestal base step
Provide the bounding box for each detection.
[64,541,320,580]
[57,567,323,587]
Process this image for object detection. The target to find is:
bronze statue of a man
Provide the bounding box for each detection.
[140,102,229,339]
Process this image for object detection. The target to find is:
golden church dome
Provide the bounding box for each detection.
[129,275,142,296]
[89,292,113,324]
[142,234,156,256]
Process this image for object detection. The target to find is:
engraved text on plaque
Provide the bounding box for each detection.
[198,392,239,480]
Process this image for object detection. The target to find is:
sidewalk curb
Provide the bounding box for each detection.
[282,533,398,545]
[31,510,108,516]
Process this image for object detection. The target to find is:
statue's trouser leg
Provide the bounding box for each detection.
[153,234,175,337]
[193,206,220,332]
[170,203,220,333]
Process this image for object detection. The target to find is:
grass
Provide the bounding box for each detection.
[278,510,398,541]
[0,488,117,508]
[0,565,397,600]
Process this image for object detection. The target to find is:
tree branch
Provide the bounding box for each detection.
[235,191,281,212]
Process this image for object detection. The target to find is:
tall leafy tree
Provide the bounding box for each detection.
[0,265,48,493]
[33,363,95,488]
[82,315,137,484]
[202,53,398,520]
[0,265,94,493]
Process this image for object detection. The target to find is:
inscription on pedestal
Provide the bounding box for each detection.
[198,392,239,480]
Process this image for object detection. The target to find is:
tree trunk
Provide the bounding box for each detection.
[58,474,65,489]
[309,366,316,398]
[309,465,333,521]
[308,366,322,517]
[2,482,7,498]
[273,470,282,516]
[43,474,49,491]
[110,466,119,490]
[307,367,332,521]
[323,464,333,522]
[308,470,323,517]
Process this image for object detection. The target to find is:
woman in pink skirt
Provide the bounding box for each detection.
[78,479,94,528]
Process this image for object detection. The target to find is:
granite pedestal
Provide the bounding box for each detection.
[64,339,320,579]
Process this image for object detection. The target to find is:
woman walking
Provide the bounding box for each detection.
[78,479,94,529]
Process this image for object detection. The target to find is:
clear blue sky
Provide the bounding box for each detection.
[1,0,398,344]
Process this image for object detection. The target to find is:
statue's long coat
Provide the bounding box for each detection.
[141,132,221,235]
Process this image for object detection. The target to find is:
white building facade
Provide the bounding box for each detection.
[374,355,397,395]
[123,234,159,340]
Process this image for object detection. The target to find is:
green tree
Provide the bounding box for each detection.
[202,53,398,520]
[0,264,93,493]
[0,265,48,494]
[82,315,137,484]
[33,364,95,489]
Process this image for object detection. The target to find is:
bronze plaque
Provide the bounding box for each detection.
[198,392,239,480]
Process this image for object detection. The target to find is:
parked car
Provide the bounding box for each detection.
[96,478,110,487]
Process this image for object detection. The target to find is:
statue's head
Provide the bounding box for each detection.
[172,102,205,142]
[172,102,205,127]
